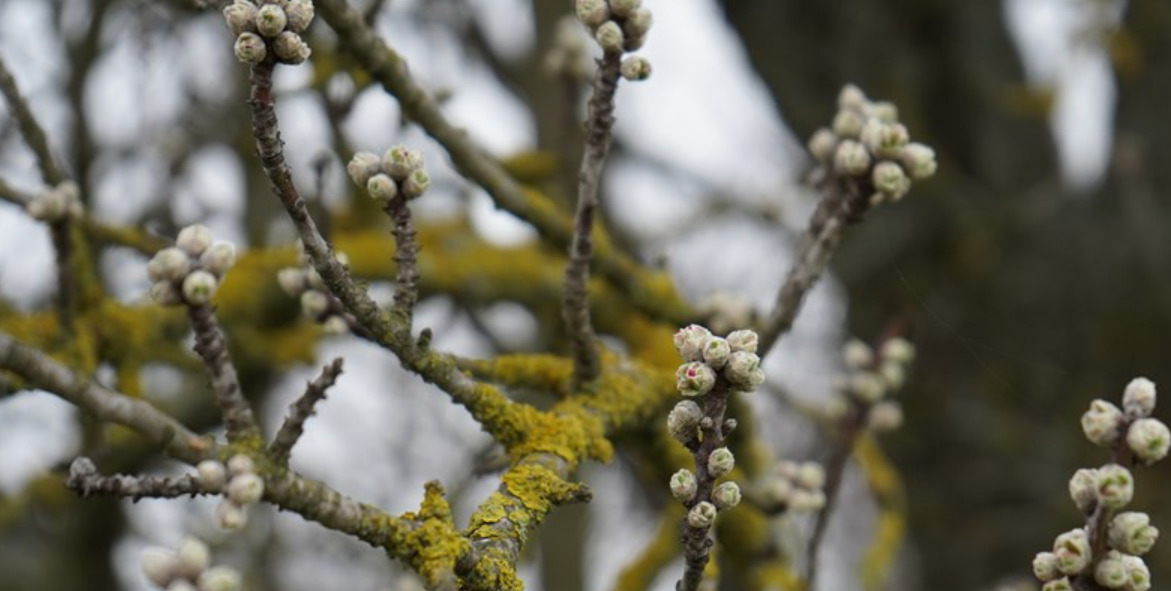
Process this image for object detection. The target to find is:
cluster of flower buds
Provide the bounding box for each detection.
[224,0,314,65]
[148,225,236,307]
[141,537,241,591]
[807,84,937,205]
[1033,379,1164,591]
[347,145,431,204]
[759,459,827,513]
[276,245,351,335]
[25,181,83,222]
[544,16,593,81]
[832,336,914,432]
[195,455,265,531]
[672,325,763,400]
[574,0,653,81]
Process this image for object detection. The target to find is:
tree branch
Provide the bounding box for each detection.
[187,304,262,444]
[269,357,344,466]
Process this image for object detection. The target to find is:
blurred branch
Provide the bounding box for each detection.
[0,54,67,185]
[66,457,208,500]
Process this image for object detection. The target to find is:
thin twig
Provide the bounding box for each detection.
[564,52,623,389]
[677,380,734,591]
[805,403,866,588]
[66,456,209,500]
[385,197,420,327]
[187,304,261,443]
[269,357,344,466]
[0,54,67,185]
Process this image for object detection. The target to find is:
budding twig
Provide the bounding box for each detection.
[187,304,261,443]
[66,457,209,501]
[269,357,345,465]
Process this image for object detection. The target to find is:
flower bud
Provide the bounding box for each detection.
[26,190,65,221]
[183,271,218,306]
[595,21,624,53]
[762,476,791,506]
[788,489,826,512]
[860,120,909,159]
[200,242,236,277]
[865,101,898,123]
[670,469,697,503]
[402,169,431,200]
[150,281,182,307]
[284,0,315,33]
[687,501,717,529]
[149,247,192,282]
[255,4,287,38]
[227,473,265,505]
[366,173,398,203]
[796,462,825,490]
[837,84,868,112]
[1123,377,1157,419]
[1081,399,1124,447]
[622,9,653,49]
[878,361,905,390]
[1052,528,1091,575]
[725,351,762,389]
[223,1,258,36]
[273,31,311,65]
[169,580,198,591]
[848,372,886,403]
[881,337,915,364]
[1040,578,1072,591]
[198,566,243,591]
[712,481,741,510]
[872,161,911,201]
[701,337,731,369]
[1068,468,1098,513]
[575,0,609,27]
[724,329,757,355]
[620,56,652,81]
[676,362,716,397]
[277,268,308,297]
[900,143,937,180]
[868,401,903,432]
[1033,551,1060,582]
[1109,511,1159,555]
[322,315,349,335]
[177,224,213,256]
[226,454,254,476]
[306,265,324,289]
[300,289,329,319]
[382,145,424,181]
[832,109,865,139]
[807,128,838,164]
[176,537,211,580]
[346,151,382,187]
[1094,552,1128,590]
[610,0,641,17]
[233,32,267,64]
[1096,464,1134,510]
[1119,554,1150,591]
[667,400,702,443]
[215,500,247,530]
[708,447,735,478]
[833,139,871,176]
[841,339,873,369]
[197,460,228,491]
[1126,418,1170,464]
[142,548,179,587]
[674,324,712,361]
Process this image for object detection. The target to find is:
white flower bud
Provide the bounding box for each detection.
[712,481,741,510]
[1126,418,1170,464]
[1040,578,1072,591]
[575,0,609,27]
[366,173,398,203]
[200,242,236,277]
[807,128,838,163]
[150,281,182,307]
[197,566,243,591]
[1033,551,1060,582]
[25,191,62,221]
[676,362,716,397]
[842,339,873,369]
[832,109,865,139]
[306,265,324,289]
[622,9,653,49]
[849,371,886,403]
[197,460,227,491]
[881,337,915,364]
[273,31,311,64]
[865,101,899,123]
[725,351,762,389]
[609,0,641,18]
[284,0,315,33]
[868,401,903,432]
[255,4,287,37]
[182,271,219,306]
[402,169,431,200]
[227,473,265,505]
[872,161,911,201]
[223,1,258,36]
[595,21,624,53]
[762,476,791,506]
[788,489,827,512]
[833,139,871,176]
[177,224,213,256]
[149,247,192,283]
[796,462,825,490]
[900,143,937,180]
[226,454,254,476]
[300,289,330,318]
[837,84,868,112]
[724,329,758,355]
[667,400,702,443]
[1094,553,1128,590]
[142,547,179,587]
[169,580,199,591]
[176,537,211,580]
[233,32,267,64]
[277,268,308,297]
[1119,554,1150,591]
[1109,511,1159,555]
[1052,528,1091,575]
[1096,464,1134,510]
[708,447,735,478]
[346,152,382,187]
[1068,468,1098,513]
[321,315,349,335]
[620,56,652,81]
[701,337,731,369]
[670,469,697,503]
[860,120,909,159]
[687,501,717,529]
[674,324,712,361]
[1081,399,1124,447]
[1123,377,1157,419]
[382,145,424,181]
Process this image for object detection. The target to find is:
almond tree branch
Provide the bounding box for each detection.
[564,52,623,389]
[269,357,344,466]
[187,304,262,444]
